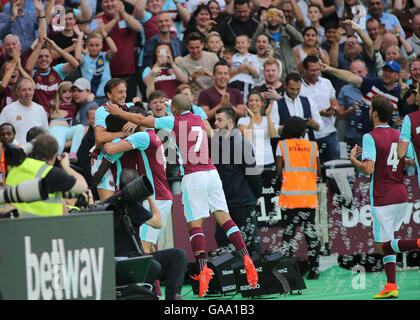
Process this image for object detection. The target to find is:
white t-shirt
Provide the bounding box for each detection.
[237,116,275,166]
[0,100,49,145]
[230,53,259,85]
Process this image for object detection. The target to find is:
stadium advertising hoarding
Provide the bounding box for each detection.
[0,212,116,300]
[255,176,420,257]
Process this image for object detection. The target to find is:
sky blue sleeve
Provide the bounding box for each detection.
[154,116,175,131]
[399,115,412,142]
[192,105,208,120]
[362,133,376,162]
[406,142,415,159]
[125,132,150,151]
[53,63,67,80]
[94,107,108,128]
[104,138,124,163]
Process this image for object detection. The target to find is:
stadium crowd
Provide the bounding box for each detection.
[1,0,420,299]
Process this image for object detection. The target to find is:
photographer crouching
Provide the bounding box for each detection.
[2,134,88,217]
[110,168,187,300]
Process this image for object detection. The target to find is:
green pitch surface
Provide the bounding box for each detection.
[170,265,420,300]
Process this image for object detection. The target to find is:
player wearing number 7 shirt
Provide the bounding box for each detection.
[105,94,259,298]
[349,95,420,299]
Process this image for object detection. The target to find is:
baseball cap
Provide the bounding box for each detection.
[72,78,91,91]
[383,61,400,73]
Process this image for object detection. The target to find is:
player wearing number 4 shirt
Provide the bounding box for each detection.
[105,94,259,298]
[349,96,420,299]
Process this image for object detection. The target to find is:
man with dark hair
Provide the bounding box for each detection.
[218,0,259,48]
[26,126,48,143]
[275,116,321,280]
[350,95,420,299]
[139,11,188,67]
[198,61,245,127]
[4,134,88,217]
[177,32,220,103]
[212,106,262,257]
[92,78,138,200]
[270,72,323,140]
[300,56,341,163]
[250,7,302,80]
[0,123,16,187]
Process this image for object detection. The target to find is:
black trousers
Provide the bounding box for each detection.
[215,205,262,257]
[145,248,187,300]
[280,208,320,271]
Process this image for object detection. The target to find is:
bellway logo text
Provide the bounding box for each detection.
[24,236,104,300]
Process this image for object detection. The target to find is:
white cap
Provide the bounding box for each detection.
[72,78,91,91]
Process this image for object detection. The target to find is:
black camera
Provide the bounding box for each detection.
[81,175,153,213]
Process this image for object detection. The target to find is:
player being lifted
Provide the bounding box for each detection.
[349,95,420,299]
[105,94,259,298]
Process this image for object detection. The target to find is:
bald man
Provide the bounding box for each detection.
[105,94,259,298]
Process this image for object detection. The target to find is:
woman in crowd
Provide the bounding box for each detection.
[293,26,330,73]
[237,91,277,169]
[142,43,188,100]
[183,4,218,40]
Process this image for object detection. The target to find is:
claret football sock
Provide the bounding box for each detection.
[382,254,396,284]
[221,220,249,258]
[382,239,420,255]
[188,227,207,271]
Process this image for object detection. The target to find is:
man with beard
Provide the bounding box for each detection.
[250,6,302,79]
[253,58,284,104]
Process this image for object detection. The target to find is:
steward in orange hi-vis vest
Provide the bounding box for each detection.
[277,139,318,209]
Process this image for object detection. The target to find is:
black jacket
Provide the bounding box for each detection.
[218,15,259,49]
[211,128,262,208]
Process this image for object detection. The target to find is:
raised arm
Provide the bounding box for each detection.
[44,37,80,72]
[77,0,91,23]
[116,0,142,32]
[25,36,45,74]
[96,19,118,60]
[321,63,363,88]
[0,54,19,93]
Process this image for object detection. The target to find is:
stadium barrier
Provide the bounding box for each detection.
[0,212,116,300]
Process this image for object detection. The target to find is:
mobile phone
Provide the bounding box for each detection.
[159,49,167,56]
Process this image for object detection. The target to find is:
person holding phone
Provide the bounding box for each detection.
[142,43,188,99]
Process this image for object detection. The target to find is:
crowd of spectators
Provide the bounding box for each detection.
[1,0,420,296]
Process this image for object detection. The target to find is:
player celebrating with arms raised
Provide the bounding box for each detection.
[105,94,258,298]
[349,95,420,299]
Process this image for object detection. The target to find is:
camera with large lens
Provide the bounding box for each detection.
[0,178,48,204]
[80,175,153,214]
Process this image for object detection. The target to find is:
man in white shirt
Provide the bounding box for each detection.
[299,55,341,163]
[270,72,323,141]
[0,78,49,145]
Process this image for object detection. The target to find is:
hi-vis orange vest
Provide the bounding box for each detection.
[277,139,318,209]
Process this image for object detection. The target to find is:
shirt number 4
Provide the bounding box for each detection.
[387,142,399,172]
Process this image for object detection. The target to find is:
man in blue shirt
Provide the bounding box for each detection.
[365,0,405,38]
[322,60,401,129]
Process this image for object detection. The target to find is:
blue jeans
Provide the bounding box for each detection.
[316,132,341,163]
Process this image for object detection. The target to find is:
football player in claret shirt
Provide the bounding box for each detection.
[350,95,420,299]
[105,94,259,298]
